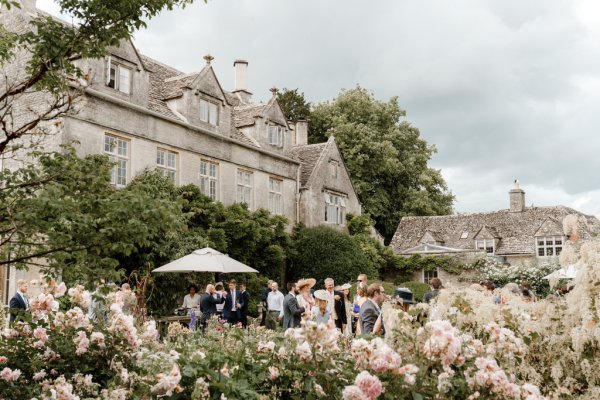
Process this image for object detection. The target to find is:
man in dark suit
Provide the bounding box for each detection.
[223,279,244,325]
[360,283,386,336]
[324,278,347,331]
[282,281,305,329]
[239,282,250,328]
[9,280,29,324]
[260,280,273,326]
[200,284,226,331]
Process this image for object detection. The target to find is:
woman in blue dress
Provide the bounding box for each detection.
[312,290,333,326]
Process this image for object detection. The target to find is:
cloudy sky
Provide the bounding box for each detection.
[39,0,600,217]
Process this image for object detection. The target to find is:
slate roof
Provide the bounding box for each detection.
[140,55,184,120]
[233,105,266,128]
[290,142,328,187]
[390,206,600,256]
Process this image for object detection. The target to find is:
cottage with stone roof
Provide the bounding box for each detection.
[389,181,600,284]
[0,0,361,303]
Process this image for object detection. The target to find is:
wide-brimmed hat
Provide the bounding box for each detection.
[338,283,352,290]
[297,278,316,290]
[394,287,414,304]
[313,289,329,301]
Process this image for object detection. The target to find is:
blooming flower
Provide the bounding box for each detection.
[0,367,21,382]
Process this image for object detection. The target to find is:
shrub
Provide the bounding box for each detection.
[289,226,377,287]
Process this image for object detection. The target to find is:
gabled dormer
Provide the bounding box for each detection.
[473,226,499,254]
[163,55,232,136]
[534,218,564,257]
[84,39,149,107]
[419,230,445,246]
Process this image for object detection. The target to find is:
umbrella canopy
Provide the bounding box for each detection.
[152,247,258,274]
[542,264,578,280]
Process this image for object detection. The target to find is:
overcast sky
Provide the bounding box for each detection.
[39,0,600,217]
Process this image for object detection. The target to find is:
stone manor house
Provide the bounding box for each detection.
[390,181,600,285]
[0,1,361,303]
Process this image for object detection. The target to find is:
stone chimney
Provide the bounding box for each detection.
[233,60,252,104]
[295,120,308,146]
[509,179,525,213]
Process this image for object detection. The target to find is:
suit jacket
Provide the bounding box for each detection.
[240,290,250,317]
[9,292,27,323]
[332,290,347,325]
[282,293,305,329]
[223,289,244,320]
[200,293,225,322]
[359,299,380,335]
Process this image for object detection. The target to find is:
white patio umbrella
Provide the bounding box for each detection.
[152,247,258,274]
[542,264,578,280]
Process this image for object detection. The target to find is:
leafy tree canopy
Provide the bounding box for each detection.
[309,87,454,242]
[289,225,377,288]
[276,88,311,122]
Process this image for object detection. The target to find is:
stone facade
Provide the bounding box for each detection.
[0,2,362,304]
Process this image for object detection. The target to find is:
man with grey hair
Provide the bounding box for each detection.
[200,284,226,331]
[324,277,347,331]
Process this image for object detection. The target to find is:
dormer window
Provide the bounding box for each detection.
[475,239,494,254]
[200,99,219,126]
[536,236,563,257]
[268,125,284,147]
[106,58,131,94]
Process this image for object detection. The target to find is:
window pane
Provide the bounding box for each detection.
[209,103,218,125]
[209,164,216,178]
[546,239,553,246]
[157,149,165,166]
[117,159,127,186]
[209,180,216,200]
[167,152,176,168]
[538,248,545,256]
[200,161,207,176]
[117,139,127,157]
[555,238,563,245]
[119,67,130,93]
[108,65,116,88]
[538,239,545,246]
[547,248,554,256]
[556,247,562,256]
[200,100,208,122]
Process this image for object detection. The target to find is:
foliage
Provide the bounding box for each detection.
[309,87,454,242]
[0,149,184,287]
[276,87,311,122]
[289,225,377,288]
[0,280,554,399]
[397,281,431,302]
[475,258,559,297]
[0,0,196,156]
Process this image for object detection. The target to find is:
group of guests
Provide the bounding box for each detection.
[259,274,390,336]
[181,279,250,330]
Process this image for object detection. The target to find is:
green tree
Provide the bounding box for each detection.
[289,225,377,287]
[0,0,195,156]
[276,88,311,122]
[0,149,185,287]
[310,87,454,242]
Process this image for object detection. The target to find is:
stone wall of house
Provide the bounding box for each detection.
[63,94,299,220]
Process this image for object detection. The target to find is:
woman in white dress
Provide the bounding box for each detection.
[296,278,316,316]
[182,284,201,312]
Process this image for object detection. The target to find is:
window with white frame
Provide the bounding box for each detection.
[106,58,132,94]
[536,236,564,257]
[104,134,129,187]
[324,192,346,225]
[236,169,253,207]
[329,160,339,178]
[156,148,177,182]
[200,99,219,126]
[268,178,283,215]
[423,268,439,284]
[199,160,218,200]
[475,239,495,254]
[268,125,284,147]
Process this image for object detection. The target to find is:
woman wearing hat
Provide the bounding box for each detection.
[336,283,353,335]
[296,278,316,314]
[312,290,333,326]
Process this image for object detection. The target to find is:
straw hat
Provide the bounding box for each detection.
[339,283,352,290]
[297,278,316,290]
[313,289,329,301]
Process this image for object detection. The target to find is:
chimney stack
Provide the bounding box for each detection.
[509,179,525,213]
[294,120,308,146]
[233,60,252,104]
